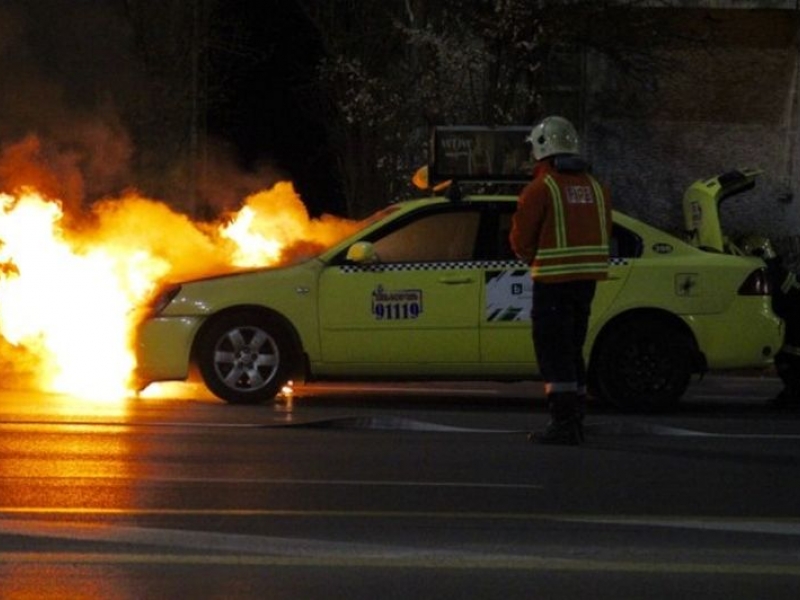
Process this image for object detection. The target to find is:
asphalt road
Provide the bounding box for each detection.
[1,375,800,599]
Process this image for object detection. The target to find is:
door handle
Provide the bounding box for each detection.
[438,276,474,285]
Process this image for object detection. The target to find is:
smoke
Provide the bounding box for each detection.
[0,121,134,214]
[193,144,286,216]
[0,1,136,207]
[0,0,284,217]
[0,2,363,397]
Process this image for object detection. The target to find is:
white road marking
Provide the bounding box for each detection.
[0,476,543,489]
[1,550,798,575]
[565,515,800,536]
[293,383,505,396]
[4,417,800,439]
[3,514,800,574]
[586,421,800,439]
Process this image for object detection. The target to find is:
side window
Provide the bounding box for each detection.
[497,211,517,260]
[611,224,643,258]
[495,210,643,260]
[372,210,480,263]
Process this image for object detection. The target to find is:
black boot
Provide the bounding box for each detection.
[529,392,581,445]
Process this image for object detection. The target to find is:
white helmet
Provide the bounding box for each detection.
[526,116,580,160]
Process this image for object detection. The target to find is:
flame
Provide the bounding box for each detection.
[221,183,359,267]
[0,181,358,401]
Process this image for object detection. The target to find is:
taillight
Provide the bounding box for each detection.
[738,268,772,296]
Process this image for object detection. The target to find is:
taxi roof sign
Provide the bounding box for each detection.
[430,126,532,184]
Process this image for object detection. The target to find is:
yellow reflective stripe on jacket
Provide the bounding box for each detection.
[537,245,610,258]
[532,250,610,278]
[534,262,610,276]
[543,175,566,248]
[588,175,608,245]
[533,174,609,280]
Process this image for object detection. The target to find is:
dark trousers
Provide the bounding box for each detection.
[531,279,597,394]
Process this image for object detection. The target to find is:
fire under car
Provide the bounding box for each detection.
[134,127,784,411]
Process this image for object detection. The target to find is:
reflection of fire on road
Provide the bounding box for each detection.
[0,143,358,401]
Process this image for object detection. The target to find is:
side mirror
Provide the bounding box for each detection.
[345,241,379,264]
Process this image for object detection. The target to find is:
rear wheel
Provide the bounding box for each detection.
[196,312,293,404]
[590,318,695,412]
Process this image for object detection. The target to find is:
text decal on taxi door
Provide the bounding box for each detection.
[372,285,423,320]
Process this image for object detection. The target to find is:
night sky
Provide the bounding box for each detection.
[0,0,342,216]
[206,2,342,215]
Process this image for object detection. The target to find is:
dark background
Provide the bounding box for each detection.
[0,0,343,216]
[207,2,342,215]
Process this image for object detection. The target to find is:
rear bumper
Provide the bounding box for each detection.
[688,299,783,369]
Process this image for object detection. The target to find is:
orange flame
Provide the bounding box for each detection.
[0,181,358,401]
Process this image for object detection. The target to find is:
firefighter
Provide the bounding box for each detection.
[740,235,800,405]
[510,116,613,445]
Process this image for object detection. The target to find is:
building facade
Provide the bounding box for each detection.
[573,2,800,262]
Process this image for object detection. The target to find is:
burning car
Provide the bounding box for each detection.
[134,127,783,411]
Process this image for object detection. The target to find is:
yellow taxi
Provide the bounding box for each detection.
[135,127,783,411]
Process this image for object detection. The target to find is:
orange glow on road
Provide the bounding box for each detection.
[0,181,357,402]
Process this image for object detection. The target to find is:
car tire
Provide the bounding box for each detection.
[590,318,694,412]
[196,311,292,404]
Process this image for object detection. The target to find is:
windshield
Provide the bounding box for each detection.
[352,204,404,233]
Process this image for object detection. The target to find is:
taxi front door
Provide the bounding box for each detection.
[317,207,482,370]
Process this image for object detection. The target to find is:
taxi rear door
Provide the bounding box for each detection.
[479,207,636,368]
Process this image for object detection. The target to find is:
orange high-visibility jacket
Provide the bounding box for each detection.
[510,159,612,283]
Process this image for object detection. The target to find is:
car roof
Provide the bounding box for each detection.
[319,191,673,263]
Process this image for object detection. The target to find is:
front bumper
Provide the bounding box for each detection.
[134,315,204,385]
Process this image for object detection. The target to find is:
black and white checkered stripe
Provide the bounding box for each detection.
[339,257,629,273]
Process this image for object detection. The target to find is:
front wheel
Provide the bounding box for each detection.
[589,319,695,412]
[196,312,293,404]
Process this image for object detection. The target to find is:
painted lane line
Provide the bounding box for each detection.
[292,384,503,396]
[0,476,543,489]
[0,518,390,557]
[585,421,800,439]
[3,509,800,531]
[0,417,525,433]
[563,515,800,536]
[281,415,525,432]
[3,518,800,575]
[2,551,800,576]
[3,416,799,438]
